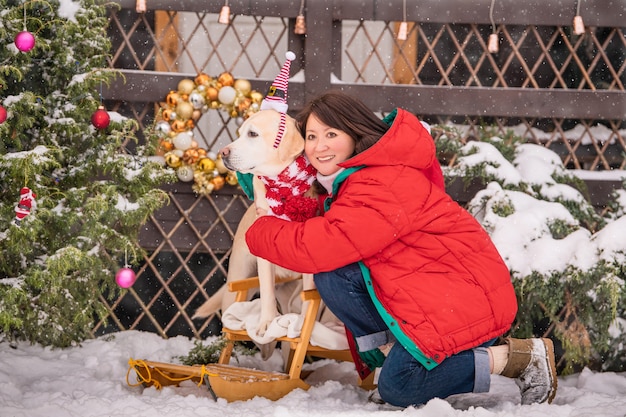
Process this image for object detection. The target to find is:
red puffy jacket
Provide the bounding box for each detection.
[245,108,517,367]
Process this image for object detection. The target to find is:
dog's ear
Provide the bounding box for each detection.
[277,115,305,162]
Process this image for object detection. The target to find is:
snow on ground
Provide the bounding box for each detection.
[1,330,626,417]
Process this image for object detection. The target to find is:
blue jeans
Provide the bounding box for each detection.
[314,263,494,407]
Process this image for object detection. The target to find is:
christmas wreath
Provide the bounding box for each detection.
[150,72,262,195]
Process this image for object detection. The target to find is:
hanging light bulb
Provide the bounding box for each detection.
[573,0,585,35]
[136,0,146,13]
[218,1,231,25]
[294,15,306,35]
[397,22,408,41]
[294,0,306,35]
[573,15,585,35]
[488,33,499,53]
[487,0,499,53]
[397,0,408,40]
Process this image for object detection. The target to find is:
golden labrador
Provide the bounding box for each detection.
[193,109,317,339]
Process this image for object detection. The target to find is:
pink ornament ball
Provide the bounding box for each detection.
[15,31,36,52]
[115,267,137,288]
[0,105,6,124]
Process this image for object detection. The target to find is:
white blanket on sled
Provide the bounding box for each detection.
[222,299,349,350]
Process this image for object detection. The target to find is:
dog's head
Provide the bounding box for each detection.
[220,109,305,177]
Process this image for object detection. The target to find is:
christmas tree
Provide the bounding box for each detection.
[0,0,174,347]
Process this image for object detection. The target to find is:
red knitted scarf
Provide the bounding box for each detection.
[258,155,318,222]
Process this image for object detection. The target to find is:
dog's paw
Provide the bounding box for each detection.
[256,319,273,337]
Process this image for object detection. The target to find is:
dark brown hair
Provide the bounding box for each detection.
[296,91,389,155]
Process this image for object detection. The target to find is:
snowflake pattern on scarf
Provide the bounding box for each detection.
[258,155,318,222]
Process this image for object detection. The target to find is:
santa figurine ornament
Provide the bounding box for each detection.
[14,187,36,225]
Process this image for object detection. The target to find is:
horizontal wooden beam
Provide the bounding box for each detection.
[109,0,303,16]
[334,84,626,120]
[110,0,626,27]
[104,70,626,120]
[336,0,625,27]
[102,69,307,109]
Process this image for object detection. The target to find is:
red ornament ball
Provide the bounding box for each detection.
[115,267,137,288]
[91,106,110,130]
[15,31,36,52]
[0,105,6,124]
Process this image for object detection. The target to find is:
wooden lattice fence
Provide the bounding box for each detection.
[91,0,626,340]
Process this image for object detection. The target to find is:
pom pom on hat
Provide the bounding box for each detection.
[261,51,296,114]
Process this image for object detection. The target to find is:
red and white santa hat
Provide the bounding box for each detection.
[261,51,296,114]
[261,51,296,148]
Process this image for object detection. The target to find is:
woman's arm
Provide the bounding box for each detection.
[245,171,423,273]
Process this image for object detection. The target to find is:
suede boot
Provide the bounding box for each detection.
[501,338,558,405]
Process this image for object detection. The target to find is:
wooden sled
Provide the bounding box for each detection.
[127,276,375,402]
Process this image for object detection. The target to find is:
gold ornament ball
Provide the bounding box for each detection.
[250,91,264,104]
[183,148,200,165]
[162,108,173,121]
[218,72,235,87]
[211,175,226,190]
[197,157,217,173]
[236,97,252,114]
[234,78,252,95]
[178,79,196,95]
[206,87,219,101]
[170,119,187,133]
[159,138,174,153]
[195,73,211,86]
[226,172,239,185]
[165,152,182,168]
[166,91,180,107]
[176,101,194,120]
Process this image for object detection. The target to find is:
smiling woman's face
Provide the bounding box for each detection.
[303,114,356,176]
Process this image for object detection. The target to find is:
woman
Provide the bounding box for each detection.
[245,91,557,407]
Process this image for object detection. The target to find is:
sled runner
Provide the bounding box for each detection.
[127,276,375,402]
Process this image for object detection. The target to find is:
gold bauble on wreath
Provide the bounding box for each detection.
[151,72,262,196]
[176,101,194,120]
[178,78,196,96]
[234,78,252,95]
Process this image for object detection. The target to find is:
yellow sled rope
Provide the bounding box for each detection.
[126,358,309,402]
[127,358,215,390]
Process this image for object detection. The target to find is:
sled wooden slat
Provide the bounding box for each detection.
[222,329,354,362]
[207,364,288,382]
[205,364,309,401]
